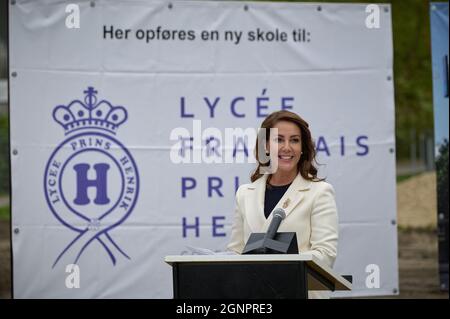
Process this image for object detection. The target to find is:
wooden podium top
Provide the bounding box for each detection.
[165,253,352,291]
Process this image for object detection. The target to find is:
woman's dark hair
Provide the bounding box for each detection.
[251,110,323,183]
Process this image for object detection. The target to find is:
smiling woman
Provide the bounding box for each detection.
[227,110,339,299]
[251,110,323,186]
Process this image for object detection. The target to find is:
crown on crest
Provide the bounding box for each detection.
[53,87,127,135]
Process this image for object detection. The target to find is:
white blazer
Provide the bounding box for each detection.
[227,173,339,271]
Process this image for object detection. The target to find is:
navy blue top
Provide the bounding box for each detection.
[264,183,292,218]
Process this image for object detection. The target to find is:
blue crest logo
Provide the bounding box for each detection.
[44,87,139,267]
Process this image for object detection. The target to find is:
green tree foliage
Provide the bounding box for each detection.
[391,0,434,159]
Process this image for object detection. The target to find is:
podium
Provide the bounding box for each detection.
[165,253,352,299]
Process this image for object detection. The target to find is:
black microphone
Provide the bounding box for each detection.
[264,208,286,241]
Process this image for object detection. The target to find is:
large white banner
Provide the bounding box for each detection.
[9,0,397,298]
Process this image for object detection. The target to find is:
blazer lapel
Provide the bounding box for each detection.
[246,174,312,233]
[244,175,268,233]
[281,174,311,216]
[263,174,312,229]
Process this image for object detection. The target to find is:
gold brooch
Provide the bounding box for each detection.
[282,198,290,209]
